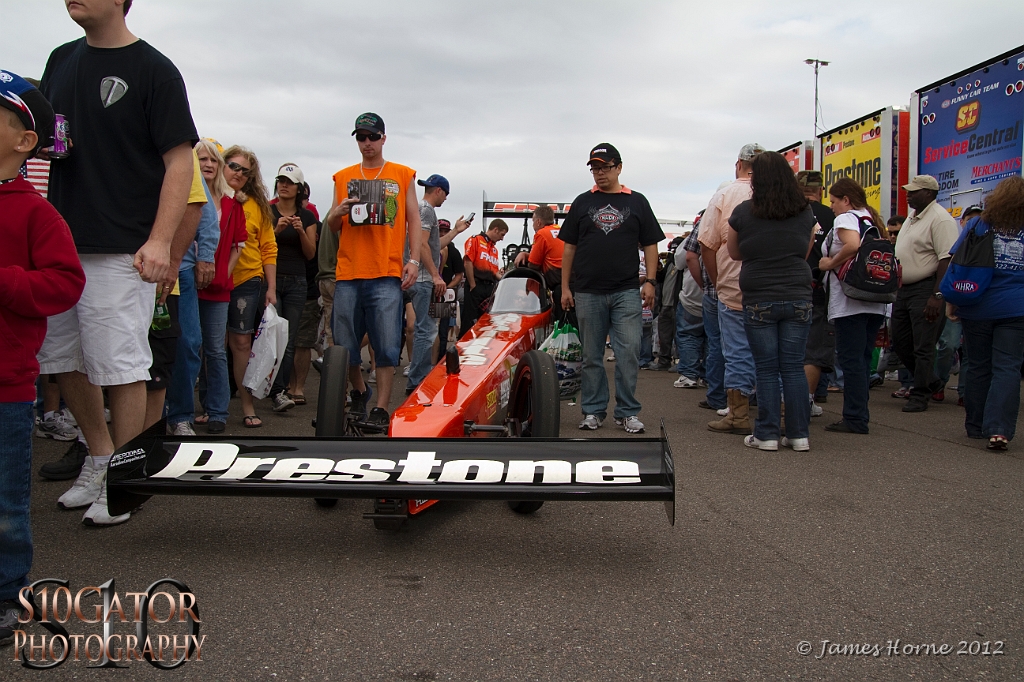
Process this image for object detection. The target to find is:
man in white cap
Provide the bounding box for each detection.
[892,175,959,413]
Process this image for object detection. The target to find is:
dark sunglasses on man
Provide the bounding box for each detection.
[355,133,383,142]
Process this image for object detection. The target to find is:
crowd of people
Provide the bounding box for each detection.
[637,146,1024,455]
[3,0,1024,648]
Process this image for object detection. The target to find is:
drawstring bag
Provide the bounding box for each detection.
[940,218,994,306]
[539,318,582,400]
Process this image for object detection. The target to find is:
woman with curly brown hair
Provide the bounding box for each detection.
[946,176,1024,450]
[222,145,277,428]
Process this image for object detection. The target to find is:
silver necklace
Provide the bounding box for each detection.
[360,161,387,180]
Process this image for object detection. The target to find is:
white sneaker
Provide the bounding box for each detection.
[82,479,130,526]
[367,370,376,384]
[168,421,196,436]
[606,353,616,362]
[271,392,295,412]
[35,412,78,441]
[61,407,78,427]
[673,375,700,389]
[578,414,604,430]
[717,407,730,417]
[58,456,106,509]
[810,401,823,417]
[402,365,411,376]
[615,415,645,433]
[781,437,810,451]
[743,435,778,451]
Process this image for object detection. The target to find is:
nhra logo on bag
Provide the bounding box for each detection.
[952,280,980,293]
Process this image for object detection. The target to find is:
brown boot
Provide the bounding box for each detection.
[708,389,740,433]
[731,391,752,435]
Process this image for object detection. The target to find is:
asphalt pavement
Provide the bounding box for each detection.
[10,357,1023,681]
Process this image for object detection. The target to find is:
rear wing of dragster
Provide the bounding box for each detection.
[107,425,675,525]
[482,197,573,268]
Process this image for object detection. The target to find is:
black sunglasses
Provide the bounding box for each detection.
[226,161,252,176]
[355,133,383,142]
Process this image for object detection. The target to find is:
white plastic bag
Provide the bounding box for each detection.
[243,305,289,399]
[539,320,582,400]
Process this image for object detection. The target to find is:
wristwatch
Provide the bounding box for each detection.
[933,291,944,301]
[409,259,421,267]
[643,278,656,286]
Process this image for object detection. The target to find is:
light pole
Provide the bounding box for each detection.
[804,58,830,136]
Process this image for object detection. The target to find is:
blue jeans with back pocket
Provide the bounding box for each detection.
[743,300,812,440]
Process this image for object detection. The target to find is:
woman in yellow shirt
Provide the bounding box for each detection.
[222,145,277,427]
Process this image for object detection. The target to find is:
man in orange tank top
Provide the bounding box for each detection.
[325,113,422,427]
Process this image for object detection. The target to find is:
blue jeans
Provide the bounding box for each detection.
[166,268,202,426]
[408,280,439,389]
[834,313,884,433]
[333,277,403,367]
[702,294,727,409]
[962,316,1024,440]
[639,321,654,365]
[197,299,230,422]
[271,275,308,397]
[744,301,812,440]
[0,402,33,601]
[717,301,756,395]
[935,318,962,387]
[575,290,642,419]
[675,301,705,379]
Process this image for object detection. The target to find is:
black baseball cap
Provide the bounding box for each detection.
[587,143,621,166]
[351,112,385,136]
[0,69,54,153]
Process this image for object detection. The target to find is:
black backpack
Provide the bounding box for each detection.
[827,215,900,303]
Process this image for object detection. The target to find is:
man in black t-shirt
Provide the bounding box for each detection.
[796,170,836,416]
[36,0,199,526]
[559,143,665,434]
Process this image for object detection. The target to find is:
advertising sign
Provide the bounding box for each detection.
[911,45,1024,217]
[778,141,814,173]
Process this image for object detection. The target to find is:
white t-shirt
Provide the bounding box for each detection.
[825,208,889,321]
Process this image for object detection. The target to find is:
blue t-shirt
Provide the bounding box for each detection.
[951,217,1024,320]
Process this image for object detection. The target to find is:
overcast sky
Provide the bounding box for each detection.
[6,1,1024,248]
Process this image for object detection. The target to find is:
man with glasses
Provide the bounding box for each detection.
[325,112,422,427]
[559,143,664,434]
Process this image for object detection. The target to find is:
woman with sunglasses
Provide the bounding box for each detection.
[193,139,247,433]
[222,146,277,428]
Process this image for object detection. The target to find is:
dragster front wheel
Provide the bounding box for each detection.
[507,350,560,515]
[314,345,349,508]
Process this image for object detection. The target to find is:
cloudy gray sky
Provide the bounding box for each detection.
[7,0,1024,247]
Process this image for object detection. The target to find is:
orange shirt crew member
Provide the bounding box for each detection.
[461,219,507,335]
[326,112,422,425]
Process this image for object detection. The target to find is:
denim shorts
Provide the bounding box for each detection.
[333,277,403,367]
[228,276,263,334]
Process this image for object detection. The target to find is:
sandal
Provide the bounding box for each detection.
[891,387,911,399]
[194,413,210,425]
[288,394,306,406]
[243,415,263,428]
[987,435,1008,451]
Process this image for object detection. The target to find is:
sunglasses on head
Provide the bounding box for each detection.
[355,133,383,142]
[226,161,252,176]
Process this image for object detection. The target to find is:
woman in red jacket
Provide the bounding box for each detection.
[193,139,246,433]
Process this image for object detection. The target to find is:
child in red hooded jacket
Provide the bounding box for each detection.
[0,70,84,644]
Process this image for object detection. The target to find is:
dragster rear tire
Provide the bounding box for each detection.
[507,350,559,515]
[315,345,349,508]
